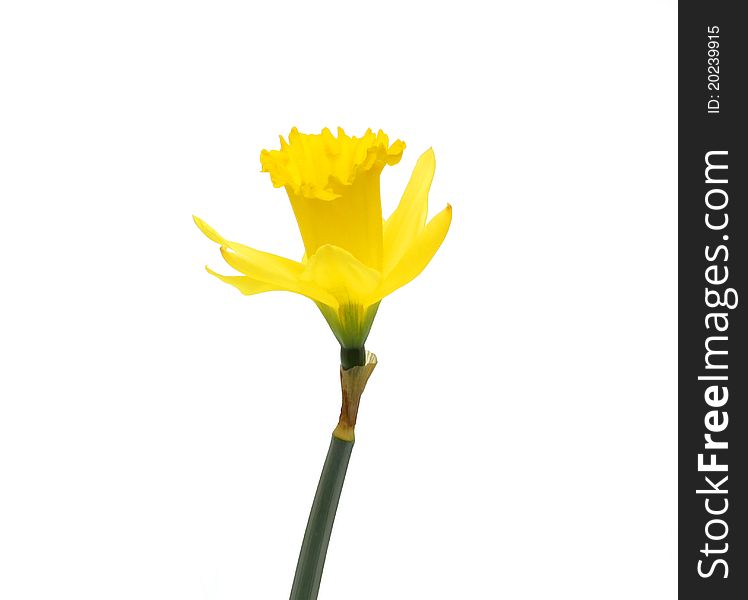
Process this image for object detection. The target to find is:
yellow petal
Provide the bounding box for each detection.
[376,204,452,301]
[194,215,338,307]
[300,244,382,306]
[205,267,279,295]
[382,148,435,274]
[260,128,404,199]
[193,215,230,246]
[287,175,384,269]
[258,129,405,270]
[220,247,338,307]
[194,215,300,271]
[194,215,300,282]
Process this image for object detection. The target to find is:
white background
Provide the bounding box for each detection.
[0,1,676,598]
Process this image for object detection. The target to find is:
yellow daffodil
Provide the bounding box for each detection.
[194,127,452,351]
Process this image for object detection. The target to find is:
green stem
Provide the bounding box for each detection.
[340,346,366,370]
[289,436,354,600]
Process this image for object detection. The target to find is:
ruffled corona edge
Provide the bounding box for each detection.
[260,127,405,201]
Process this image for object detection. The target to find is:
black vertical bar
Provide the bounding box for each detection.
[679,2,746,599]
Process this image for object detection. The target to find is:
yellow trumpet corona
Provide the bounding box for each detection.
[194,127,452,349]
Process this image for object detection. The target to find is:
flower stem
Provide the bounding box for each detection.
[340,346,366,370]
[289,435,354,600]
[289,350,376,599]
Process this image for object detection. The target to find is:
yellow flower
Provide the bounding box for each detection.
[194,127,452,350]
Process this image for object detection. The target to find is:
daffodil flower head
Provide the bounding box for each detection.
[194,127,452,353]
